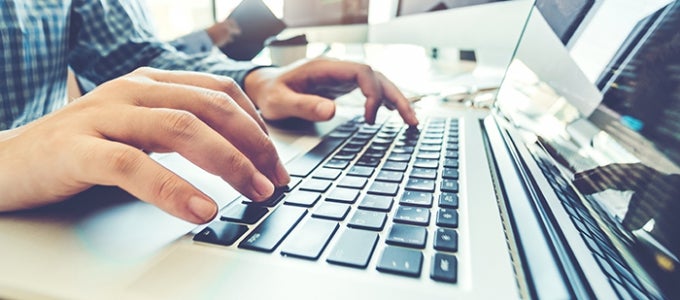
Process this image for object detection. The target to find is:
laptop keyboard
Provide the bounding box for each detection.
[194,115,460,283]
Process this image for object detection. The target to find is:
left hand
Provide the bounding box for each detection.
[243,58,419,126]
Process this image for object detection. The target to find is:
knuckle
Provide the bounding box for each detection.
[162,110,201,141]
[150,172,182,202]
[106,147,144,176]
[217,77,239,93]
[131,66,155,75]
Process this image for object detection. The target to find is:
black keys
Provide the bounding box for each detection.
[410,167,437,179]
[382,161,408,172]
[367,181,400,196]
[337,175,368,189]
[440,179,459,193]
[194,221,248,246]
[434,228,458,252]
[242,188,286,207]
[400,191,434,207]
[442,168,459,179]
[375,170,404,182]
[394,206,431,226]
[312,168,342,180]
[221,202,268,224]
[312,202,350,221]
[239,205,307,252]
[386,224,428,249]
[286,137,345,177]
[347,166,375,177]
[377,246,423,277]
[281,218,339,260]
[348,210,387,231]
[439,193,459,208]
[326,187,360,204]
[358,194,394,212]
[299,178,333,193]
[431,253,458,283]
[284,190,321,207]
[327,228,379,268]
[436,209,459,228]
[405,178,436,192]
[413,158,438,169]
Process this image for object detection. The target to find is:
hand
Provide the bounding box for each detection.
[243,58,419,126]
[206,18,242,47]
[0,67,289,224]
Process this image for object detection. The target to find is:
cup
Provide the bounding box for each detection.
[265,34,308,66]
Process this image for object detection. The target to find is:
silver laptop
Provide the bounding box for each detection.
[1,1,678,299]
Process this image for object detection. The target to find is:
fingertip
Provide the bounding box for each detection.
[314,101,336,120]
[188,196,218,224]
[251,172,275,200]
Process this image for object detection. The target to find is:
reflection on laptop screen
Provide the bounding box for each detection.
[497,0,679,298]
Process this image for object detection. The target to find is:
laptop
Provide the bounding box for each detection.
[1,0,678,299]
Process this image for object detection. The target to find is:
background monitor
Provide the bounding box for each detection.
[535,0,594,44]
[397,0,507,16]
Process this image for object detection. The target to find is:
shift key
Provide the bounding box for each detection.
[327,228,378,268]
[239,205,307,252]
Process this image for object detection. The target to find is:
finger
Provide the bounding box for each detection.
[77,138,218,224]
[132,67,268,134]
[264,88,337,121]
[117,71,289,187]
[94,107,277,202]
[375,72,419,126]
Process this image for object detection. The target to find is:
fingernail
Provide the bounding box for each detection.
[252,172,275,198]
[188,196,217,223]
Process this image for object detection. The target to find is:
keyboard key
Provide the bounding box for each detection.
[348,210,387,231]
[326,187,360,204]
[386,224,427,249]
[325,159,350,169]
[400,191,434,207]
[284,176,303,191]
[348,166,375,177]
[312,202,350,221]
[375,170,404,182]
[391,146,415,154]
[413,158,439,169]
[410,167,437,179]
[436,209,458,228]
[280,218,339,260]
[194,221,248,246]
[405,178,436,192]
[444,158,459,169]
[419,145,442,152]
[377,246,423,277]
[337,175,368,189]
[416,151,440,160]
[286,137,345,177]
[440,180,459,193]
[327,228,378,268]
[239,205,307,252]
[220,202,268,224]
[394,206,430,226]
[367,181,400,196]
[242,188,286,207]
[431,253,458,283]
[284,190,321,207]
[299,178,333,192]
[434,228,458,252]
[382,161,408,172]
[445,150,459,159]
[442,168,459,179]
[357,156,381,167]
[312,168,342,180]
[358,194,394,212]
[439,193,459,208]
[388,153,412,162]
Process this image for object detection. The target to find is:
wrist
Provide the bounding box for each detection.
[243,66,279,107]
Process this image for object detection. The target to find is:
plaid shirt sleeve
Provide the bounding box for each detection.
[68,0,261,88]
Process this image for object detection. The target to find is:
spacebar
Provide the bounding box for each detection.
[286,137,345,177]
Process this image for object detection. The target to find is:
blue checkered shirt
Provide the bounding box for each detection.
[0,0,258,130]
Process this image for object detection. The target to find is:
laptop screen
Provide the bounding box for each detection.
[496,0,679,297]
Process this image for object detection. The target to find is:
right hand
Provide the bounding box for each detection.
[0,67,289,224]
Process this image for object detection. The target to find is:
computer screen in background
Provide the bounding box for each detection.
[283,0,369,27]
[535,0,594,44]
[397,0,506,16]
